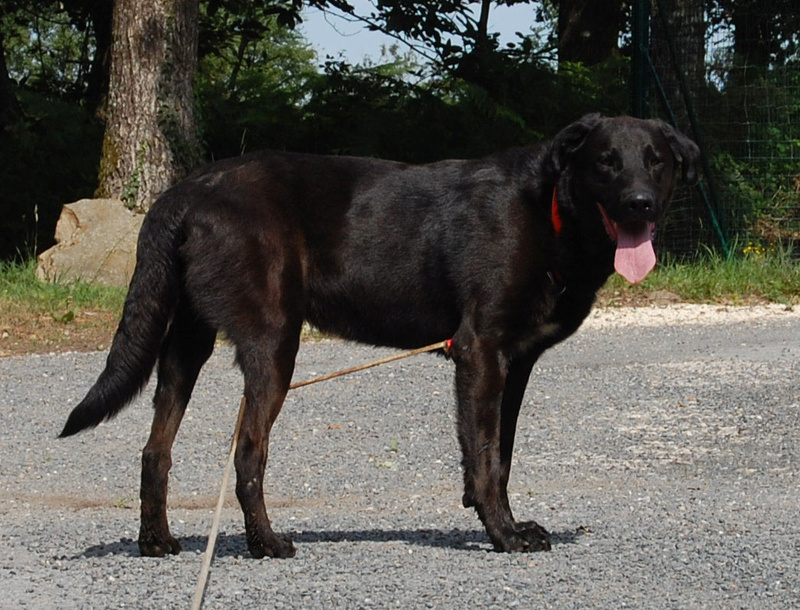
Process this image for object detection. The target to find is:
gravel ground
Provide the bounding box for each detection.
[1,305,799,609]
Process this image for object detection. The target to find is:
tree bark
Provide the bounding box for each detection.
[84,0,114,115]
[96,0,201,212]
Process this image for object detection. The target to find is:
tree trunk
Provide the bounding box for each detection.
[85,0,114,115]
[476,0,492,50]
[96,0,201,212]
[556,0,625,66]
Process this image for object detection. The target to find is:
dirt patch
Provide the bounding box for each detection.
[0,301,118,357]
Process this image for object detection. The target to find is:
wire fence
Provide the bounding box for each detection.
[638,0,800,259]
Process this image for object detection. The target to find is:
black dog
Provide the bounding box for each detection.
[60,114,699,558]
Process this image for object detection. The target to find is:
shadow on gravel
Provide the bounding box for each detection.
[73,537,140,559]
[74,527,582,559]
[290,527,583,552]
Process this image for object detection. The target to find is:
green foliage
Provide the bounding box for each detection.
[10,0,797,270]
[0,91,103,259]
[702,65,800,256]
[0,258,125,312]
[1,1,99,100]
[299,57,463,160]
[0,2,105,259]
[604,243,800,305]
[196,9,318,157]
[0,1,633,260]
[203,0,340,31]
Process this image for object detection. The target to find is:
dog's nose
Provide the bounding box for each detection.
[622,192,655,215]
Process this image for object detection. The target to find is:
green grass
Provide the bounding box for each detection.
[0,259,126,316]
[2,249,799,320]
[603,248,800,305]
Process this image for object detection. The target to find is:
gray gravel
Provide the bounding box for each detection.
[2,308,799,609]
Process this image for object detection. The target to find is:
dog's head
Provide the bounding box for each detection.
[550,114,700,284]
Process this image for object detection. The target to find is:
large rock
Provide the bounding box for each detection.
[37,199,144,287]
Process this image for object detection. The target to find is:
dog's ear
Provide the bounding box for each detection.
[550,113,603,173]
[658,121,701,185]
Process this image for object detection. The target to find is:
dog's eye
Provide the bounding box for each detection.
[597,155,615,168]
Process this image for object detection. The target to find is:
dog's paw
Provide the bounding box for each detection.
[515,520,552,551]
[138,532,182,557]
[247,533,297,559]
[492,521,551,553]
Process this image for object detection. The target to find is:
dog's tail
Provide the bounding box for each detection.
[59,189,189,438]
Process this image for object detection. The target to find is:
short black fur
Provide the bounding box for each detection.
[60,115,699,557]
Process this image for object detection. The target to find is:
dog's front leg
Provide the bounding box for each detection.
[497,355,552,551]
[453,336,550,552]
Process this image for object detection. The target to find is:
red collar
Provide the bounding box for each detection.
[551,187,563,237]
[549,187,566,290]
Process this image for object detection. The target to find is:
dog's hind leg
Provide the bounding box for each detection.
[183,211,304,558]
[233,322,301,559]
[138,300,216,557]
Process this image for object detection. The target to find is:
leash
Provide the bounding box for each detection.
[191,338,452,609]
[287,339,452,389]
[191,396,246,610]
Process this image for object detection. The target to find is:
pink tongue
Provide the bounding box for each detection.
[614,222,656,284]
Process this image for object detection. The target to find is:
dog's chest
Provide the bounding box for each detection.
[501,287,561,354]
[506,277,598,358]
[510,312,563,357]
